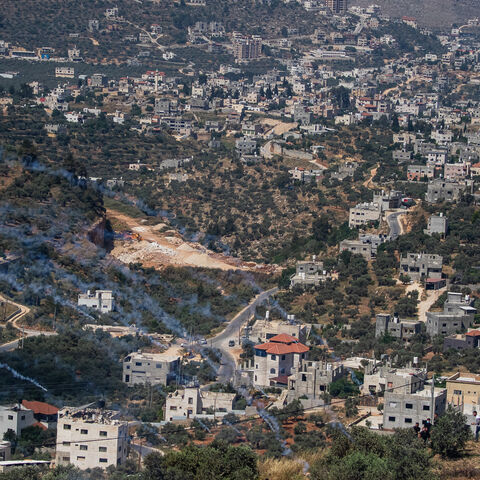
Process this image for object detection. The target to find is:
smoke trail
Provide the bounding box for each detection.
[0,363,48,392]
[195,418,211,433]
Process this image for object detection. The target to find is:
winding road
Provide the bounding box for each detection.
[0,294,56,353]
[210,287,278,384]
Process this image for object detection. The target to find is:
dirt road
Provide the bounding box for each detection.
[0,294,57,352]
[405,282,447,323]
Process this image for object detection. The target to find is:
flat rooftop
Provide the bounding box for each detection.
[58,408,124,425]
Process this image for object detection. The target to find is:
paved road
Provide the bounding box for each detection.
[0,295,57,353]
[386,210,405,240]
[210,287,278,384]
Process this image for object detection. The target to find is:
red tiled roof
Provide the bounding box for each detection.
[22,400,59,416]
[466,330,480,337]
[270,375,289,385]
[255,333,309,355]
[426,278,445,283]
[268,333,298,344]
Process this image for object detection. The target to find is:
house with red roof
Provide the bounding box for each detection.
[21,400,59,430]
[253,334,309,387]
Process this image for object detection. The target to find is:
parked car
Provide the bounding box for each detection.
[228,340,235,347]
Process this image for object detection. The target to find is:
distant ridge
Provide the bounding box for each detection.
[351,0,480,29]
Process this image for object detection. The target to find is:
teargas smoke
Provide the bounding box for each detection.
[0,362,48,392]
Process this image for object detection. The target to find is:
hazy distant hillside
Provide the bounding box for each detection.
[352,0,479,29]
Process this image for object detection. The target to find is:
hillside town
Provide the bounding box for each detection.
[1,1,480,479]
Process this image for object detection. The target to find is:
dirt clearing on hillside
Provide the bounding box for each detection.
[107,209,279,273]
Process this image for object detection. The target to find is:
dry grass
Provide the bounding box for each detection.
[258,451,324,480]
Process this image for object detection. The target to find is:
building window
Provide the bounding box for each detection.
[170,406,177,410]
[99,447,107,452]
[156,364,162,368]
[7,415,13,420]
[135,362,142,366]
[271,355,276,360]
[77,456,85,461]
[254,375,257,382]
[62,457,70,462]
[62,442,71,446]
[99,458,108,463]
[99,431,107,437]
[405,418,413,424]
[79,445,88,451]
[453,390,462,395]
[302,374,307,382]
[405,403,413,409]
[423,405,430,411]
[80,429,88,435]
[270,368,276,374]
[281,355,286,360]
[188,398,193,405]
[389,402,397,408]
[388,417,396,422]
[63,424,71,430]
[21,415,25,420]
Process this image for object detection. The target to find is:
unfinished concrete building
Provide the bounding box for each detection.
[290,258,331,287]
[164,387,236,422]
[424,214,448,237]
[375,314,422,344]
[348,202,381,228]
[426,292,477,337]
[383,386,447,430]
[399,253,443,281]
[425,179,467,203]
[362,363,427,396]
[287,361,345,404]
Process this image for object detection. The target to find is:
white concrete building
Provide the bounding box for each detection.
[78,290,114,313]
[348,202,381,228]
[56,407,128,470]
[123,351,180,386]
[0,405,35,438]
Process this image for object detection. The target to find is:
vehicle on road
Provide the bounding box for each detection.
[228,340,235,347]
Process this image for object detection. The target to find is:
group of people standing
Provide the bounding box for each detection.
[413,417,433,443]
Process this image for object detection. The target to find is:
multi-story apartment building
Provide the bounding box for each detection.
[444,162,470,180]
[233,35,262,61]
[78,290,114,313]
[56,407,129,470]
[123,351,180,386]
[426,292,477,337]
[348,202,381,228]
[253,334,309,387]
[326,0,348,14]
[399,253,443,281]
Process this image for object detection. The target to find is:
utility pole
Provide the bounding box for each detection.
[430,374,435,424]
[21,326,25,349]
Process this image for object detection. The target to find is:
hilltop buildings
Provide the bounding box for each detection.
[290,258,331,287]
[375,314,422,344]
[399,253,443,281]
[0,405,35,438]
